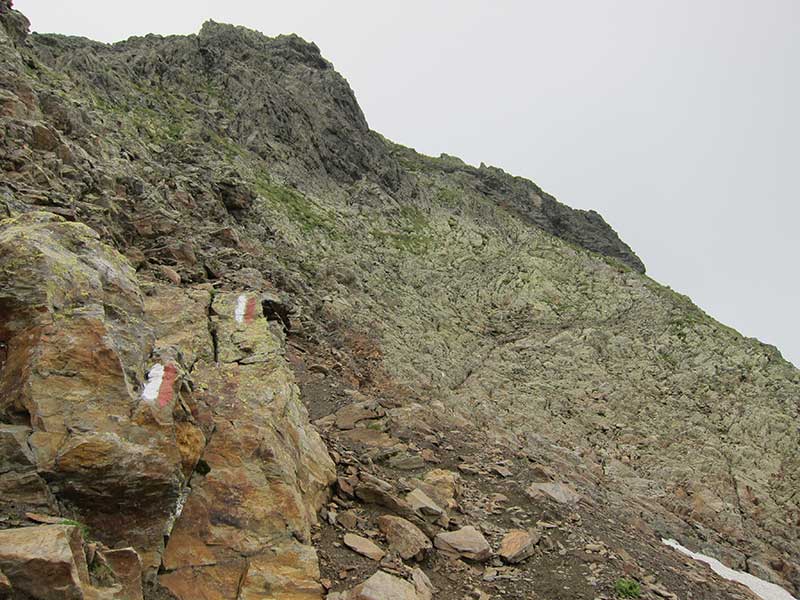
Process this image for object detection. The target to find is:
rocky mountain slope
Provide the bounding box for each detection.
[0,3,798,599]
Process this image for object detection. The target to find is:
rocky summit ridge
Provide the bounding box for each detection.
[0,4,798,599]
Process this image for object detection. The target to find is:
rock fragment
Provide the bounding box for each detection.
[334,401,385,430]
[352,570,419,600]
[344,533,385,561]
[411,567,434,600]
[498,529,539,564]
[0,525,90,600]
[527,482,581,504]
[378,515,432,561]
[434,526,492,561]
[406,488,444,520]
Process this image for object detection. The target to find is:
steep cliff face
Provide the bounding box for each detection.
[0,5,798,600]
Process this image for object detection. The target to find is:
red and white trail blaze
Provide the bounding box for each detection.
[142,363,177,408]
[234,294,258,324]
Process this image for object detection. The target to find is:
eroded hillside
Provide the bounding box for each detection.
[0,4,798,599]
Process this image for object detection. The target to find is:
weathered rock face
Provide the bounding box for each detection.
[0,214,335,596]
[154,290,335,598]
[0,524,143,600]
[0,212,186,570]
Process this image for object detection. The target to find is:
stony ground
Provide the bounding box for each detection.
[286,323,767,600]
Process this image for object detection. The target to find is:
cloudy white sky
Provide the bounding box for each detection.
[19,0,800,366]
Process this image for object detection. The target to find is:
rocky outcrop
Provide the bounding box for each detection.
[156,290,335,599]
[0,214,335,596]
[0,212,185,571]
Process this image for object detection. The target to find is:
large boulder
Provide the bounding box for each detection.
[0,524,144,600]
[0,213,186,572]
[157,291,335,598]
[0,525,89,600]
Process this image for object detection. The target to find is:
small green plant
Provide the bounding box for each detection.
[89,561,116,585]
[614,577,641,598]
[60,519,91,540]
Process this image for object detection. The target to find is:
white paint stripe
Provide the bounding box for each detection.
[234,294,247,323]
[662,539,797,600]
[142,363,165,402]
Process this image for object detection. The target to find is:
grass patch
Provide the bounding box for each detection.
[369,204,433,254]
[435,188,460,207]
[255,178,340,237]
[614,577,641,598]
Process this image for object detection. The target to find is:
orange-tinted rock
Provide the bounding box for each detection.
[159,292,335,596]
[0,525,89,600]
[174,421,206,478]
[421,469,460,509]
[498,529,538,564]
[159,560,245,600]
[240,541,325,599]
[162,528,216,572]
[95,546,144,600]
[377,515,432,561]
[0,213,185,572]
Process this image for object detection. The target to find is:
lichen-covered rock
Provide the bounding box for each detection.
[158,291,335,597]
[142,282,214,368]
[0,213,184,572]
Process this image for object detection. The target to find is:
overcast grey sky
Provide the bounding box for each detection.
[19,1,800,366]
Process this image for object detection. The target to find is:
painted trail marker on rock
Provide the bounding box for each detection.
[234,294,259,325]
[142,363,177,407]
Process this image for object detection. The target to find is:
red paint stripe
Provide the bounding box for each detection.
[244,296,258,324]
[157,363,178,408]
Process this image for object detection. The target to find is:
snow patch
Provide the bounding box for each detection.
[662,539,796,600]
[142,363,165,402]
[234,294,247,323]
